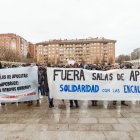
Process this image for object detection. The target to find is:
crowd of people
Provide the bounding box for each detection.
[0,61,138,108]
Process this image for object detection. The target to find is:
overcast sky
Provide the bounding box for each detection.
[0,0,140,56]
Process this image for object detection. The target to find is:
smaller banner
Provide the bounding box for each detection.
[0,66,38,102]
[67,60,76,65]
[47,67,140,101]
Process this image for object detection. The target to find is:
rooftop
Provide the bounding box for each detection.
[0,33,17,37]
[36,37,116,45]
[0,33,27,41]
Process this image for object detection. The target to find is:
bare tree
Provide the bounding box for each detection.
[56,57,60,65]
[0,46,7,60]
[51,58,55,66]
[81,58,85,65]
[116,55,130,64]
[101,55,106,65]
[0,47,20,61]
[108,57,113,64]
[131,48,140,60]
[95,57,99,65]
[27,52,31,58]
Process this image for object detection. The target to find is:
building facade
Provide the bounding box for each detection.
[36,37,116,65]
[29,42,36,58]
[0,33,29,60]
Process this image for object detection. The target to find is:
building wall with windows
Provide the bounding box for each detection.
[0,33,29,59]
[36,38,116,65]
[28,42,36,59]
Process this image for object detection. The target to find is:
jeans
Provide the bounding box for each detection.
[38,85,45,96]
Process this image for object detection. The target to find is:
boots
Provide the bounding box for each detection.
[74,100,79,108]
[70,100,79,108]
[92,100,97,106]
[69,100,73,107]
[121,101,128,106]
[49,100,54,108]
[36,100,40,106]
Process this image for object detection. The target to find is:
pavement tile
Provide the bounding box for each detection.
[122,113,140,118]
[78,118,98,123]
[112,124,135,131]
[98,118,118,123]
[135,118,140,123]
[47,124,69,131]
[30,131,106,140]
[132,124,140,130]
[117,118,138,124]
[91,124,113,131]
[59,117,78,124]
[129,131,140,140]
[104,131,131,140]
[68,124,91,131]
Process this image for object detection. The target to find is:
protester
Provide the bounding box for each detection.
[45,65,54,108]
[38,67,45,96]
[0,62,2,69]
[91,65,98,106]
[25,63,34,105]
[69,63,79,108]
[0,62,5,106]
[43,67,49,96]
[91,64,103,106]
[113,64,128,106]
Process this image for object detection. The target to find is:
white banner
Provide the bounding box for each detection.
[0,66,38,102]
[47,67,140,101]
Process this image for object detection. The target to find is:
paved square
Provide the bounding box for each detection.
[0,98,140,140]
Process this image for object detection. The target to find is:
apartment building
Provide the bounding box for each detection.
[36,37,116,65]
[0,33,29,59]
[29,42,36,59]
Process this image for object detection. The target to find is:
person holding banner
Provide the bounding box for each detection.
[38,67,46,97]
[0,62,2,69]
[69,63,79,108]
[112,65,128,106]
[91,65,101,106]
[0,62,5,106]
[45,65,54,108]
